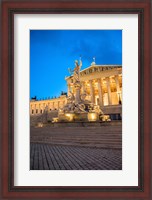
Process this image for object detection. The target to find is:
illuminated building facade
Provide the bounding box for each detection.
[30,63,122,119]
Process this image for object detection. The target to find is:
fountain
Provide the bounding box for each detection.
[53,58,109,123]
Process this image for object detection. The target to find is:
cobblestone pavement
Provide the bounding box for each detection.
[30,143,122,170]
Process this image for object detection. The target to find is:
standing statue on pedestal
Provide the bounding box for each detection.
[60,58,87,113]
[67,58,83,104]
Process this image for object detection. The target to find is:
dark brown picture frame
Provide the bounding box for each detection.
[1,0,151,199]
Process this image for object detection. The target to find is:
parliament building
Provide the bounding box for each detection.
[30,63,122,120]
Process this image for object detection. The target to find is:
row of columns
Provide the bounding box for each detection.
[80,75,121,106]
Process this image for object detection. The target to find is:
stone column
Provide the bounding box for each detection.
[89,80,95,103]
[115,75,122,104]
[114,75,120,92]
[97,78,103,106]
[105,77,112,105]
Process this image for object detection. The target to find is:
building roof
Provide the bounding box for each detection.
[65,64,122,80]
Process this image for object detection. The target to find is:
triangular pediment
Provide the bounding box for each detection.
[80,65,122,76]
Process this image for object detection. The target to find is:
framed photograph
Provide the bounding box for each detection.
[1,0,151,199]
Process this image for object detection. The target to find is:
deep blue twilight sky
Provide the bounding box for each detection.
[30,30,122,99]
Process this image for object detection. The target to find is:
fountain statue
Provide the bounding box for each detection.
[56,58,104,122]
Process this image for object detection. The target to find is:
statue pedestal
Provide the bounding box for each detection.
[58,112,88,122]
[74,112,88,122]
[74,84,81,104]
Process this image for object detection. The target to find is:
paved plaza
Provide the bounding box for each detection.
[30,143,122,170]
[30,124,122,170]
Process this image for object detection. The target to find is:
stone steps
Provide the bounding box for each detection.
[31,136,121,139]
[31,129,122,134]
[31,139,122,144]
[31,141,122,149]
[30,125,122,149]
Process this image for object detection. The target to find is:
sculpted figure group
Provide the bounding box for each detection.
[59,59,103,116]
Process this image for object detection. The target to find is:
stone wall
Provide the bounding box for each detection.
[101,105,122,115]
[101,105,122,120]
[30,110,58,126]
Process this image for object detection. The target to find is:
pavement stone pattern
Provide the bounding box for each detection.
[30,143,122,170]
